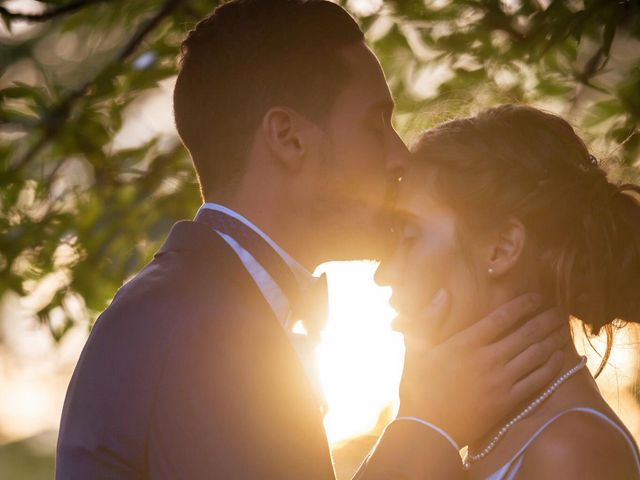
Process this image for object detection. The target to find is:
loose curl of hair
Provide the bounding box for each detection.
[413,104,640,376]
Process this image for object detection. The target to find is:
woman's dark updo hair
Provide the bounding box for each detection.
[413,105,640,373]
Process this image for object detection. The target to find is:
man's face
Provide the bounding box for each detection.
[310,42,409,262]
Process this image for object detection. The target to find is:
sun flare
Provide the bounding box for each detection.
[314,263,640,447]
[315,261,405,444]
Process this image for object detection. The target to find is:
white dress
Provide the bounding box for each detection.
[485,407,640,479]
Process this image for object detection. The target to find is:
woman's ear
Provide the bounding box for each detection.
[261,107,310,172]
[486,218,526,277]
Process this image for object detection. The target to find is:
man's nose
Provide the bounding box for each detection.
[386,129,410,175]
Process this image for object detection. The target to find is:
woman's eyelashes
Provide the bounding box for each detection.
[394,219,420,248]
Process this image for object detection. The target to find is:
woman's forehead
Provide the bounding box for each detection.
[395,167,450,216]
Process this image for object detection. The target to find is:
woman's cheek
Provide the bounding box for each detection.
[408,241,455,311]
[438,261,481,340]
[412,232,475,340]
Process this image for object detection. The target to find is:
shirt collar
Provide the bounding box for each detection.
[198,203,315,287]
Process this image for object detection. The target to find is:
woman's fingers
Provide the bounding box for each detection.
[492,308,567,363]
[507,350,565,405]
[456,293,542,347]
[501,326,570,383]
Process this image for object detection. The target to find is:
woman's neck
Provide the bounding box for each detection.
[470,332,583,451]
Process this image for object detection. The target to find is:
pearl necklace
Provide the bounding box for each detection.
[463,355,588,470]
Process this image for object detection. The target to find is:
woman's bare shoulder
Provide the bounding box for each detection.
[517,409,639,480]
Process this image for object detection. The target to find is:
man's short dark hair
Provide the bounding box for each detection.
[173,0,364,199]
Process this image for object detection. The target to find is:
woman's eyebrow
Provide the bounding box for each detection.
[392,209,421,224]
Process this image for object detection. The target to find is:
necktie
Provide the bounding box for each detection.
[195,209,328,341]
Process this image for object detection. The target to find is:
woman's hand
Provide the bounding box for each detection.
[397,289,569,446]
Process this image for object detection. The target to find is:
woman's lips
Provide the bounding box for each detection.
[389,295,419,334]
[389,293,414,316]
[389,293,441,338]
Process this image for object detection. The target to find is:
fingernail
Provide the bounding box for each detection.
[431,288,447,307]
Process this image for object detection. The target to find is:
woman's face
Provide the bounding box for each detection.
[375,166,489,342]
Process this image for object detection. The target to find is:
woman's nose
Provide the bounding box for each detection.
[374,256,398,287]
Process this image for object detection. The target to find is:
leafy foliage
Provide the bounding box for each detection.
[1,0,639,337]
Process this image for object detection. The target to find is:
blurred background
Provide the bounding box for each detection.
[1,0,639,478]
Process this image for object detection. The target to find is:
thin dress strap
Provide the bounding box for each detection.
[486,407,640,479]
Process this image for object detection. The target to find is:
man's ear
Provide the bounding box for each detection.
[261,107,312,171]
[486,218,526,277]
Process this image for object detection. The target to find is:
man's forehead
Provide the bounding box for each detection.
[339,42,381,70]
[339,42,394,104]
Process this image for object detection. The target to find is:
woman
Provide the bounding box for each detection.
[376,104,640,479]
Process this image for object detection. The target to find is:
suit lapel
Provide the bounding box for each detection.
[155,220,336,478]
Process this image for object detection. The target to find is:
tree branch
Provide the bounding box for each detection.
[8,0,184,174]
[0,0,106,23]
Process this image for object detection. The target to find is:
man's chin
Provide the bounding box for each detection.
[358,227,394,262]
[342,240,388,262]
[316,208,393,262]
[328,249,381,263]
[326,229,390,262]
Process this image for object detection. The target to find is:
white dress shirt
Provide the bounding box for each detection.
[197,203,327,414]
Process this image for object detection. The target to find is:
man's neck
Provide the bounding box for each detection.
[202,199,320,272]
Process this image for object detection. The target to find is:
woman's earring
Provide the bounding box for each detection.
[488,267,494,275]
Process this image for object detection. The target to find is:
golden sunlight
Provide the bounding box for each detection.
[0,261,639,451]
[315,261,404,444]
[314,263,640,446]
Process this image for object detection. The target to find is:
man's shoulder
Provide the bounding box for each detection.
[58,221,277,434]
[103,220,261,327]
[57,223,282,477]
[76,219,274,382]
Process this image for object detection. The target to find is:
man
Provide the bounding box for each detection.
[56,1,566,478]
